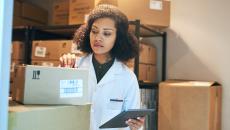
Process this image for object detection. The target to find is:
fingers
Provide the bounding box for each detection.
[59,53,76,68]
[126,117,145,130]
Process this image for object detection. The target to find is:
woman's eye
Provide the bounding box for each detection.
[91,30,98,34]
[103,32,111,36]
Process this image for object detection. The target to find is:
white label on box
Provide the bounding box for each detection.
[149,0,163,10]
[41,62,54,67]
[60,79,83,98]
[35,46,47,57]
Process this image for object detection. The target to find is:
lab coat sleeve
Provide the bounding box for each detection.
[123,72,143,130]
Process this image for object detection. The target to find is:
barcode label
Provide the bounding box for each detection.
[60,79,83,98]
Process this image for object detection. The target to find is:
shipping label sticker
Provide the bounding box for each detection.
[35,46,47,57]
[60,79,83,98]
[149,0,163,10]
[41,62,54,67]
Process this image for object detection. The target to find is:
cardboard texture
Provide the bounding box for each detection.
[13,16,44,26]
[158,80,222,130]
[13,65,89,105]
[139,43,156,65]
[31,60,60,67]
[139,64,156,82]
[21,2,48,24]
[10,59,23,82]
[69,0,95,25]
[8,101,90,130]
[52,0,70,25]
[31,40,72,60]
[14,0,21,16]
[69,0,118,25]
[118,0,170,27]
[11,41,25,60]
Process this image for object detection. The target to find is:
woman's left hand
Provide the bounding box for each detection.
[126,117,145,130]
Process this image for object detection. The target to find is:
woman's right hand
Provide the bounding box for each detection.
[59,53,77,68]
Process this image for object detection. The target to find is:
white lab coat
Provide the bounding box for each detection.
[76,54,141,130]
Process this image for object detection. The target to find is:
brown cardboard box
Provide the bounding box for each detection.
[10,59,24,82]
[14,0,21,16]
[11,41,25,60]
[31,40,73,60]
[118,0,170,27]
[139,43,156,65]
[139,63,147,81]
[147,65,156,81]
[8,102,90,130]
[149,45,156,64]
[139,44,148,63]
[158,80,222,130]
[52,0,70,25]
[21,2,48,24]
[95,0,118,6]
[13,16,45,26]
[69,0,94,25]
[69,0,117,25]
[139,63,156,82]
[31,60,60,67]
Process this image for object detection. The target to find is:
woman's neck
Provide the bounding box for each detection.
[93,53,112,64]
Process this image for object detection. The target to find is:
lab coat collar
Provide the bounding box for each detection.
[88,54,123,87]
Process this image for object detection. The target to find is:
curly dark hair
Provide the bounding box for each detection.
[73,4,139,62]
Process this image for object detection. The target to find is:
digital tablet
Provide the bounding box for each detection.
[99,109,155,129]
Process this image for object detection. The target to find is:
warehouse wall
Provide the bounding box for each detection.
[167,0,230,130]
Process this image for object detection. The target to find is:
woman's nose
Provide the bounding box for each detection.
[95,33,103,41]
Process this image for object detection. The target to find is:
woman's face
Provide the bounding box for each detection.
[90,18,117,57]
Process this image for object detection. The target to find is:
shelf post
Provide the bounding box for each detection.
[134,19,140,79]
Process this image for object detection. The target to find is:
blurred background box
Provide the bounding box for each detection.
[21,2,48,24]
[31,40,73,60]
[8,101,90,130]
[118,0,170,27]
[52,0,70,25]
[31,60,60,67]
[158,80,222,130]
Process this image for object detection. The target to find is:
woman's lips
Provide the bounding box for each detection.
[94,42,103,47]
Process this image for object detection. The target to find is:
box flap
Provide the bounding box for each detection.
[160,80,221,87]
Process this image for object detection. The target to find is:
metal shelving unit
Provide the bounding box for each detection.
[12,20,167,130]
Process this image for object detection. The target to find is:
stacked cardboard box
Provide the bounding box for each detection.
[13,0,48,26]
[125,43,156,82]
[9,101,90,130]
[31,40,75,67]
[138,43,157,82]
[118,0,170,27]
[52,0,70,25]
[10,41,25,95]
[53,0,170,27]
[158,80,222,130]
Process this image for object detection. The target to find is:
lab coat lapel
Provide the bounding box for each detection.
[97,59,122,87]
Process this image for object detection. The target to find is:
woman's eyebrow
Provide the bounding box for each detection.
[103,28,115,31]
[92,25,98,29]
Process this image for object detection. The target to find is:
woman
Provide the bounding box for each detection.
[60,4,144,130]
